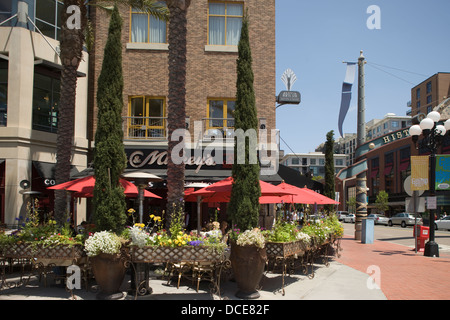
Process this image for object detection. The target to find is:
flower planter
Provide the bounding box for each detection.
[230,242,267,299]
[130,245,224,263]
[2,243,85,260]
[265,240,308,258]
[90,251,129,300]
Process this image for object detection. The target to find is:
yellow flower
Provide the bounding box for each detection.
[150,214,154,219]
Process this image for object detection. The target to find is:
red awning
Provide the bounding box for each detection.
[399,161,410,171]
[370,169,378,178]
[384,166,393,175]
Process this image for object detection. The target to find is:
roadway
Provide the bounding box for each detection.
[341,220,450,255]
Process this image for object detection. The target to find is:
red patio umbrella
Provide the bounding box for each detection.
[259,182,339,205]
[48,176,161,199]
[187,177,294,203]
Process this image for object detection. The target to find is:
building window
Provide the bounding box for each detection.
[32,70,60,133]
[310,158,316,165]
[427,95,432,105]
[427,105,432,114]
[0,61,7,126]
[130,4,167,43]
[206,98,235,129]
[335,159,343,166]
[208,2,243,46]
[426,81,432,94]
[417,101,420,109]
[35,0,63,40]
[319,158,325,166]
[291,158,299,165]
[416,88,420,99]
[0,1,12,26]
[391,121,399,128]
[126,96,166,139]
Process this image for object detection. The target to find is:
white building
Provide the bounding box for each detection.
[366,113,411,141]
[281,152,347,178]
[0,1,89,226]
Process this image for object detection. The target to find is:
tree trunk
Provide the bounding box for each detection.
[166,0,191,227]
[54,0,87,225]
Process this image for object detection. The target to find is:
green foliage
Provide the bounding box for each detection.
[263,220,298,242]
[301,215,343,245]
[228,13,261,231]
[375,190,389,213]
[92,5,127,233]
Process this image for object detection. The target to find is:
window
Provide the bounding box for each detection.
[310,158,316,165]
[35,0,63,40]
[416,88,420,99]
[0,1,12,26]
[391,121,399,128]
[335,159,344,166]
[319,158,325,166]
[127,96,166,139]
[291,158,299,165]
[206,98,235,129]
[426,81,432,94]
[32,70,60,133]
[130,4,167,43]
[427,95,432,104]
[0,61,7,126]
[208,2,243,46]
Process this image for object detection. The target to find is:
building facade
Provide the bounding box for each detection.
[410,72,450,118]
[0,0,89,226]
[281,152,348,178]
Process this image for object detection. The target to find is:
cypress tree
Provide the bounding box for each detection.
[324,130,336,212]
[228,13,261,231]
[92,5,127,233]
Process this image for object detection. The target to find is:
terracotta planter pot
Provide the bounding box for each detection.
[90,252,128,300]
[230,242,267,299]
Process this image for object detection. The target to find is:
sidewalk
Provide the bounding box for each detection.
[336,234,450,300]
[1,234,449,301]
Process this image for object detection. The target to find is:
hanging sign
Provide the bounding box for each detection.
[411,156,429,191]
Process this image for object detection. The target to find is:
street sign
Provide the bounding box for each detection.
[404,176,424,197]
[276,90,301,105]
[405,197,425,212]
[427,196,437,210]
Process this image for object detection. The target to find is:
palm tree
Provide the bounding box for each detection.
[165,0,191,226]
[54,0,168,225]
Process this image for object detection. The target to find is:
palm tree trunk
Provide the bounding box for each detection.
[166,0,191,226]
[54,0,87,225]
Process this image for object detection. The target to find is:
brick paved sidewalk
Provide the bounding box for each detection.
[336,235,450,300]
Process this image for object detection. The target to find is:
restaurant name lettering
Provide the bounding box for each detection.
[127,149,221,173]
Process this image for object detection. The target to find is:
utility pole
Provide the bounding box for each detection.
[355,51,367,240]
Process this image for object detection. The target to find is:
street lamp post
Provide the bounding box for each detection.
[409,111,450,257]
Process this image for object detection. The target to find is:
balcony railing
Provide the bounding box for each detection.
[123,116,167,140]
[203,118,235,139]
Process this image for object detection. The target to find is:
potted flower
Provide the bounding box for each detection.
[229,227,267,299]
[84,231,129,299]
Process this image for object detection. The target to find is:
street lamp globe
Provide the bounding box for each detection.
[436,125,447,136]
[427,111,441,123]
[409,124,422,137]
[445,119,450,131]
[420,117,434,131]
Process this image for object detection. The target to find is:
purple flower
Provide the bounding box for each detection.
[188,240,204,246]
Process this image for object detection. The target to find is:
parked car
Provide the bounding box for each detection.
[435,216,450,231]
[336,211,349,221]
[367,214,389,225]
[388,213,423,228]
[343,214,355,223]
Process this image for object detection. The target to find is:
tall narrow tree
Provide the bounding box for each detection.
[54,1,168,225]
[92,4,127,233]
[165,0,191,226]
[228,14,261,231]
[324,130,336,212]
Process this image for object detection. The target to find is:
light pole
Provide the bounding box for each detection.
[409,111,450,257]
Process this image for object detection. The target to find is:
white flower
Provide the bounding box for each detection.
[84,231,122,257]
[236,229,265,249]
[129,226,150,248]
[296,232,311,244]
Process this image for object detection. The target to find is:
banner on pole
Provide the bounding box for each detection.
[436,155,450,190]
[338,62,357,138]
[411,156,429,191]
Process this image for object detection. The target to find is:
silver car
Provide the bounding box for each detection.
[435,216,450,231]
[367,214,389,225]
[388,213,423,228]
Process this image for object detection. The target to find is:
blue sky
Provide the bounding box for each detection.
[275,0,450,153]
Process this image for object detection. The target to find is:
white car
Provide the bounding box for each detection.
[343,214,355,223]
[388,213,422,228]
[435,216,450,231]
[367,214,389,225]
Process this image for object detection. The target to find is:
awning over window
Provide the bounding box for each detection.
[370,169,378,179]
[399,161,410,171]
[384,165,393,175]
[32,161,79,180]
